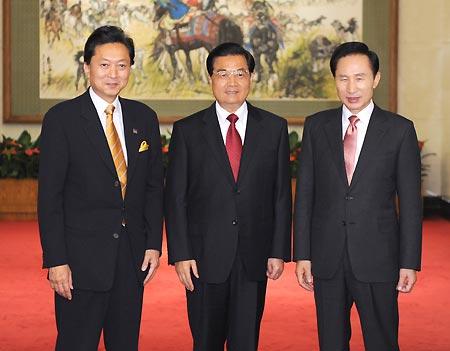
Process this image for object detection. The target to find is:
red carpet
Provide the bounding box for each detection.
[0,219,449,350]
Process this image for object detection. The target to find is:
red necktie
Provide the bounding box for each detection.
[343,115,359,185]
[226,114,242,182]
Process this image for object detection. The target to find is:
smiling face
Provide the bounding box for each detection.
[334,54,381,114]
[210,55,252,113]
[84,42,131,103]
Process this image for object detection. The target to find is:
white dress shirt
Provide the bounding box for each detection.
[341,100,374,171]
[89,88,128,165]
[215,101,248,145]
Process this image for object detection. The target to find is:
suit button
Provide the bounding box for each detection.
[345,196,354,200]
[114,180,120,187]
[232,220,238,225]
[236,189,241,195]
[113,233,119,239]
[342,221,346,226]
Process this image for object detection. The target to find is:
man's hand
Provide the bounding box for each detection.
[141,249,160,285]
[174,260,199,292]
[397,268,417,293]
[296,260,314,291]
[49,264,73,300]
[267,258,284,280]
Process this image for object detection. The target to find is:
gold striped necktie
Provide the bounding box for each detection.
[105,104,127,199]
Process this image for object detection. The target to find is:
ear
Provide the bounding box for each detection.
[373,71,381,89]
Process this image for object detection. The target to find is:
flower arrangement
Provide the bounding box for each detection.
[0,131,40,179]
[288,131,302,178]
[3,131,429,183]
[0,130,303,179]
[161,132,170,172]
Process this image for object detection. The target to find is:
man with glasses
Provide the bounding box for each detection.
[165,42,291,351]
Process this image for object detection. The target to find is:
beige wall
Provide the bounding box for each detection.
[1,1,449,198]
[397,0,450,199]
[441,2,450,201]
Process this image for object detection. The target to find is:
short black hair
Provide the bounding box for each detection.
[206,42,255,76]
[330,41,379,77]
[84,25,135,65]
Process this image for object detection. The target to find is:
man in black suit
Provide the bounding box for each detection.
[294,42,422,350]
[165,42,291,351]
[38,26,163,350]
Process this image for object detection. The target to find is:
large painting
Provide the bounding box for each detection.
[39,0,362,101]
[3,0,398,123]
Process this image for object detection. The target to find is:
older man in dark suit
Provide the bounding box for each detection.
[38,26,163,350]
[294,42,422,350]
[165,42,291,351]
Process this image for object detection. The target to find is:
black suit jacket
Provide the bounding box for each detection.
[165,103,291,283]
[38,90,164,291]
[293,105,422,282]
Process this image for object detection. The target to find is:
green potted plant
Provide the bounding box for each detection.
[0,131,40,220]
[0,131,40,178]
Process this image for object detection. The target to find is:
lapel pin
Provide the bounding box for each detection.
[132,128,138,134]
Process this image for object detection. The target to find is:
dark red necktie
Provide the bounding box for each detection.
[343,115,359,185]
[226,114,242,182]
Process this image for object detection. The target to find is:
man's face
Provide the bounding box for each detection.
[210,55,252,113]
[334,54,381,114]
[84,42,131,103]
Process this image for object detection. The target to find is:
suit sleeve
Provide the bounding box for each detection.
[396,121,422,270]
[270,119,292,261]
[144,111,164,252]
[293,116,315,261]
[38,109,69,268]
[164,121,193,264]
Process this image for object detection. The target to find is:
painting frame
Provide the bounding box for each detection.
[2,0,398,125]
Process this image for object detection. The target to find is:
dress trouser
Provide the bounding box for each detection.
[313,248,399,351]
[186,253,268,351]
[55,227,144,351]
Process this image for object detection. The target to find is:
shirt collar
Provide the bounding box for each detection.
[342,100,374,125]
[215,101,248,124]
[89,87,120,116]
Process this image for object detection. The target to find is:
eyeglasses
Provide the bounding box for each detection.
[212,69,250,80]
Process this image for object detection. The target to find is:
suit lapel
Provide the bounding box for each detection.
[237,103,263,184]
[323,108,348,187]
[350,105,388,189]
[120,98,140,185]
[201,104,236,187]
[80,91,117,177]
